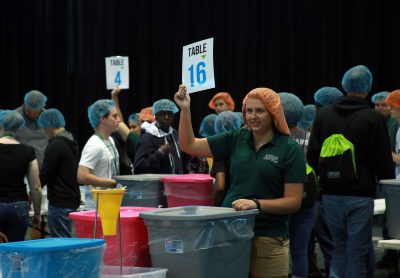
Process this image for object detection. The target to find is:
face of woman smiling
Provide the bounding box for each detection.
[245,98,273,134]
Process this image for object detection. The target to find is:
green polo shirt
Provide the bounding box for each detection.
[386,116,399,152]
[207,129,307,237]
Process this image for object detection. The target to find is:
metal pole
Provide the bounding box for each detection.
[94,192,99,238]
[118,211,122,275]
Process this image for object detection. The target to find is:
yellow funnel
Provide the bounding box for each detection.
[92,189,126,235]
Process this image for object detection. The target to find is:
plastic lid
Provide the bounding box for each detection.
[69,206,160,221]
[139,206,258,221]
[114,174,177,182]
[0,238,105,252]
[379,179,400,185]
[162,174,213,183]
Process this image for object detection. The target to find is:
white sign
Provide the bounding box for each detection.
[105,56,129,90]
[182,38,215,93]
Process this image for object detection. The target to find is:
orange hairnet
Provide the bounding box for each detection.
[208,92,235,111]
[242,88,290,136]
[139,107,155,122]
[386,90,400,108]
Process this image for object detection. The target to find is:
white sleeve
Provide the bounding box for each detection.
[79,139,103,170]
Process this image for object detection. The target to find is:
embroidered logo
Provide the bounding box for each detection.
[262,154,279,164]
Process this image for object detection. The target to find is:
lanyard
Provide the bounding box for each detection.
[95,133,119,175]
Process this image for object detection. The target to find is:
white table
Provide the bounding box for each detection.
[378,239,400,250]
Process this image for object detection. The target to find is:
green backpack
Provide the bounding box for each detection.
[318,134,358,187]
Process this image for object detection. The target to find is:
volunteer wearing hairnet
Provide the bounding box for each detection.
[134,99,185,174]
[386,90,400,178]
[0,110,42,241]
[175,85,306,277]
[208,92,235,114]
[15,90,48,168]
[77,99,120,209]
[38,109,80,237]
[280,92,318,278]
[372,91,399,152]
[128,113,141,136]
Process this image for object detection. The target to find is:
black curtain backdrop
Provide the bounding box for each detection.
[2,0,400,148]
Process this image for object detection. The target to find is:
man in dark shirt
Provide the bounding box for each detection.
[307,65,395,277]
[38,109,80,237]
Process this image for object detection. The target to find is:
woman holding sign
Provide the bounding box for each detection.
[174,85,306,278]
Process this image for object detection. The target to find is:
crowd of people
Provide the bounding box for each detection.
[1,64,399,277]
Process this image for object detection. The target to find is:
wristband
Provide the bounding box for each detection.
[251,198,261,211]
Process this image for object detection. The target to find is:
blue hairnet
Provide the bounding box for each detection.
[199,114,217,137]
[371,91,390,104]
[38,108,66,129]
[87,99,116,129]
[24,90,47,110]
[215,111,242,134]
[341,65,373,94]
[314,87,343,106]
[297,104,316,130]
[128,113,140,125]
[279,92,304,127]
[152,99,179,116]
[0,110,25,132]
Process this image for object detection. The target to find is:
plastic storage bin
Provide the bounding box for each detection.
[114,174,176,207]
[162,174,214,207]
[380,179,400,239]
[0,238,105,278]
[139,206,257,278]
[70,207,158,267]
[102,266,168,277]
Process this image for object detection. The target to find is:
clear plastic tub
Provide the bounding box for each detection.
[102,266,168,278]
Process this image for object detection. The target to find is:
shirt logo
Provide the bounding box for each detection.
[263,154,279,164]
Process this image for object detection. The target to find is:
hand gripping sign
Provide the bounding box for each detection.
[182,38,215,94]
[105,56,129,90]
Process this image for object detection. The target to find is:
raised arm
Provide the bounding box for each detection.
[111,86,133,141]
[174,85,212,157]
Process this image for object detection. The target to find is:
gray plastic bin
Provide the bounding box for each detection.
[114,174,176,208]
[380,179,400,239]
[139,206,258,278]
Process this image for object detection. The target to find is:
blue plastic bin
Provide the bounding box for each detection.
[0,238,105,278]
[380,179,400,239]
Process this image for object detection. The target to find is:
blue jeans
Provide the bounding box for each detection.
[0,201,29,242]
[289,204,317,278]
[47,205,76,237]
[323,195,374,278]
[312,200,334,273]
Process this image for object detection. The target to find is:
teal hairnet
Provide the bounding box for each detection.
[128,113,140,125]
[0,110,25,132]
[199,114,217,137]
[38,108,66,129]
[314,87,343,106]
[341,65,373,94]
[279,92,304,127]
[152,99,179,116]
[371,91,390,104]
[87,99,116,129]
[297,104,316,130]
[215,111,242,134]
[24,90,47,110]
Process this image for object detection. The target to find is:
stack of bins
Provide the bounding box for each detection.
[69,207,158,267]
[380,179,400,239]
[0,238,105,278]
[114,174,176,208]
[139,206,258,278]
[162,174,214,207]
